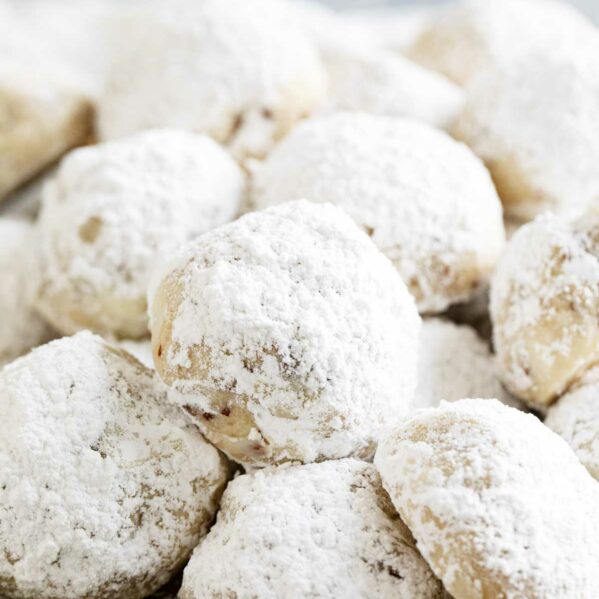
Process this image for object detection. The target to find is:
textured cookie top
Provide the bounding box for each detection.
[545,367,599,481]
[325,46,463,129]
[36,129,243,336]
[252,112,504,313]
[415,318,519,411]
[0,218,53,366]
[455,35,599,219]
[409,0,596,85]
[491,211,599,405]
[149,200,420,466]
[179,459,445,599]
[0,332,229,599]
[375,399,599,599]
[98,0,327,159]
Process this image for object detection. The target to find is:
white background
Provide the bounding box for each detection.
[322,0,599,22]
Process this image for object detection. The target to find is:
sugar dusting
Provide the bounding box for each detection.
[252,112,504,313]
[415,318,521,411]
[0,332,229,598]
[35,129,244,337]
[150,200,420,467]
[179,459,445,598]
[376,399,599,598]
[491,211,599,404]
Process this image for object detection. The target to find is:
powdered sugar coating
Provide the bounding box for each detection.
[149,200,420,468]
[35,129,244,339]
[0,332,230,599]
[375,399,599,599]
[291,3,463,129]
[252,112,505,314]
[491,211,599,408]
[0,218,54,367]
[324,46,464,130]
[415,318,521,411]
[179,459,445,599]
[98,0,327,160]
[454,38,599,220]
[545,367,599,481]
[408,0,596,86]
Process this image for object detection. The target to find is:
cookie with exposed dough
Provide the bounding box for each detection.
[0,63,92,201]
[97,0,327,161]
[35,128,244,339]
[149,200,420,468]
[375,399,599,599]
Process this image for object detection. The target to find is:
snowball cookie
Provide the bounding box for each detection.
[252,112,505,314]
[324,46,464,130]
[415,318,521,411]
[149,200,420,468]
[35,128,244,339]
[179,459,445,599]
[375,399,599,599]
[407,0,595,86]
[0,218,54,367]
[98,0,327,160]
[0,62,93,200]
[453,40,599,221]
[0,332,230,599]
[545,367,599,481]
[491,211,599,408]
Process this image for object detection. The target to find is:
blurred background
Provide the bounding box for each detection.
[322,0,599,22]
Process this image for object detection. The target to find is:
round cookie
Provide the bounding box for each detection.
[453,40,599,220]
[252,112,505,314]
[0,61,93,201]
[324,46,464,130]
[375,399,599,599]
[149,200,420,468]
[179,459,445,599]
[0,217,54,367]
[35,128,244,339]
[545,367,599,481]
[415,318,521,411]
[407,0,595,86]
[98,0,327,160]
[491,210,599,408]
[0,332,230,599]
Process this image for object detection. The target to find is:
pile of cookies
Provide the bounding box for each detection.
[1,0,599,597]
